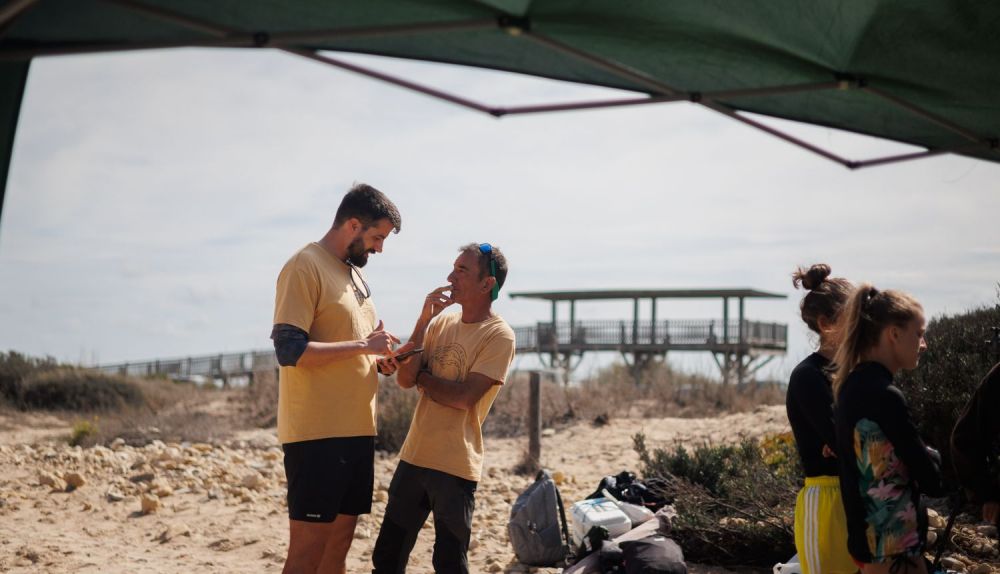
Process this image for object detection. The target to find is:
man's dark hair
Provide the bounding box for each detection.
[460,243,508,290]
[333,183,402,232]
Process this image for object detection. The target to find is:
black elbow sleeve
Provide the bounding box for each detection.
[271,324,309,367]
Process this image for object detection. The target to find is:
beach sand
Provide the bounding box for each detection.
[0,405,792,573]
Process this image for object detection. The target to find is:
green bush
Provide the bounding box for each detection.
[634,432,799,567]
[70,417,99,446]
[896,302,1000,479]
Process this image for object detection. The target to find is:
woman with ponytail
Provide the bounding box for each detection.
[833,285,943,574]
[786,264,855,574]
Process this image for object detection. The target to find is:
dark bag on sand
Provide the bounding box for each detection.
[508,470,572,566]
[587,471,672,511]
[620,535,687,574]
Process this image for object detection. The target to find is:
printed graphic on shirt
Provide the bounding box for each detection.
[853,418,920,560]
[430,343,468,382]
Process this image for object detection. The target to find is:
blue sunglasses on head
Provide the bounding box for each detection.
[478,243,499,301]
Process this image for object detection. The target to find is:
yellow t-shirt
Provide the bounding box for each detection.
[273,242,378,444]
[399,312,516,482]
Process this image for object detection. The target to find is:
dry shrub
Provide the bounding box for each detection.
[235,368,279,428]
[376,375,418,453]
[486,360,784,438]
[485,372,577,437]
[75,378,230,446]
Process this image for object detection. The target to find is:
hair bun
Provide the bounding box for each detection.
[792,263,832,290]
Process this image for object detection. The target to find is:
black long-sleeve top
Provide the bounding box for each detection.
[786,352,839,477]
[835,362,943,563]
[951,362,1000,505]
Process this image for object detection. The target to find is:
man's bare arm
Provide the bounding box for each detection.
[415,370,498,411]
[396,286,454,389]
[278,320,399,369]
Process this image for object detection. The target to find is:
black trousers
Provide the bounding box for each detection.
[372,460,477,574]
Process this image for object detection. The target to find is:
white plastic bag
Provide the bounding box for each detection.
[772,553,802,574]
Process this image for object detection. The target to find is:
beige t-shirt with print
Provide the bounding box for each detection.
[273,242,378,444]
[399,312,515,482]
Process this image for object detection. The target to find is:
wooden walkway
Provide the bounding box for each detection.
[513,318,786,354]
[94,318,786,385]
[95,350,277,385]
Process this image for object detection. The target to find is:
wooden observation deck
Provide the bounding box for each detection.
[508,288,787,384]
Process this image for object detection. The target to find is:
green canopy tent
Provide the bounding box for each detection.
[2,0,1000,225]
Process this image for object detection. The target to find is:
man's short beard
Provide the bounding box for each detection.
[346,236,371,267]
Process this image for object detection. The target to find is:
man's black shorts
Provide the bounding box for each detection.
[282,435,375,522]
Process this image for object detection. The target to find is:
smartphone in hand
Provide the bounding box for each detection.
[393,347,424,361]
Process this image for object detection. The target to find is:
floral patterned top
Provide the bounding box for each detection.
[835,362,943,564]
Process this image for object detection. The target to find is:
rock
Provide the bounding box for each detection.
[106,487,125,502]
[130,472,155,484]
[191,443,213,453]
[927,507,940,519]
[926,530,938,545]
[154,523,190,544]
[110,438,126,450]
[209,538,237,552]
[542,428,556,437]
[375,489,388,503]
[241,472,264,490]
[970,564,991,574]
[941,557,965,571]
[354,527,371,540]
[929,514,947,529]
[552,471,565,485]
[140,494,160,514]
[488,563,503,572]
[975,524,998,538]
[469,538,480,551]
[38,471,66,492]
[151,478,173,497]
[64,472,86,489]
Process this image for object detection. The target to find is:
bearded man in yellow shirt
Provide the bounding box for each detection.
[271,183,402,574]
[372,243,515,574]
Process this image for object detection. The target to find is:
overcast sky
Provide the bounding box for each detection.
[0,48,997,381]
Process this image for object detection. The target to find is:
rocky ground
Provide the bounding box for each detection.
[0,405,996,573]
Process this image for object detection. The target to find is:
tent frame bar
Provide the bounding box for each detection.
[863,86,988,144]
[9,0,996,170]
[0,0,40,29]
[494,80,842,116]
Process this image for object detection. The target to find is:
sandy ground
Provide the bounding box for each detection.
[0,406,794,573]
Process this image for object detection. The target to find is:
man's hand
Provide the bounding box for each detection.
[984,501,999,524]
[376,341,420,376]
[821,444,837,458]
[421,285,454,323]
[364,320,400,356]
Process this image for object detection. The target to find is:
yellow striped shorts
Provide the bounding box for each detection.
[794,476,856,574]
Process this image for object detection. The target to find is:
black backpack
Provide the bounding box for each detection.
[620,535,687,574]
[507,470,573,566]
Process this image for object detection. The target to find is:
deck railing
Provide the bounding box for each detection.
[95,350,276,380]
[513,319,786,351]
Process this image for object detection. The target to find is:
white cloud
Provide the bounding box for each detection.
[0,48,998,380]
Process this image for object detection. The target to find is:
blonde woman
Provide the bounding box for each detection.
[832,286,944,574]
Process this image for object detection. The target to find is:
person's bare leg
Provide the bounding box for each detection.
[284,519,336,574]
[316,514,358,574]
